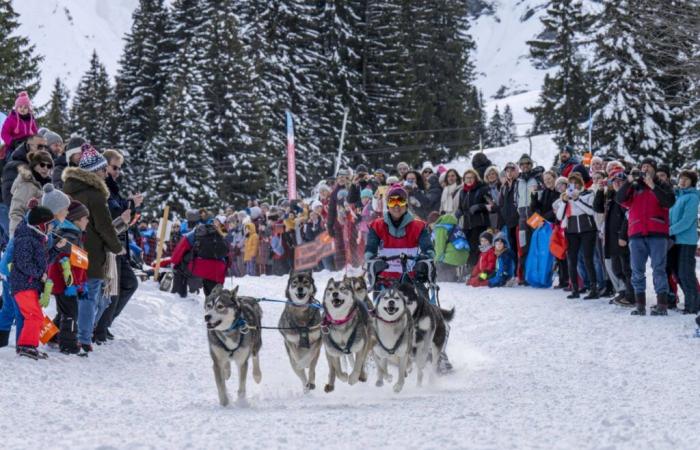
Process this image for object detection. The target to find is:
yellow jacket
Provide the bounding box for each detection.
[243,223,259,262]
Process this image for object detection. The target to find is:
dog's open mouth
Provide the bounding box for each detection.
[384,305,399,315]
[331,298,344,308]
[206,320,222,330]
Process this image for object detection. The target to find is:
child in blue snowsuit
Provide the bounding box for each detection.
[489,233,516,288]
[0,238,23,347]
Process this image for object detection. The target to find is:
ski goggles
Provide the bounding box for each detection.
[387,196,408,208]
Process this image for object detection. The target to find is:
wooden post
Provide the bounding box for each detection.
[153,205,170,281]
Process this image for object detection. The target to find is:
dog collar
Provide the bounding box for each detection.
[373,310,405,324]
[323,306,357,326]
[225,316,247,333]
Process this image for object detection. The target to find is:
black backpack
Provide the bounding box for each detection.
[193,224,229,260]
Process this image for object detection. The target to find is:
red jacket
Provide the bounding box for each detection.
[469,247,496,287]
[171,236,228,284]
[367,213,429,279]
[48,251,89,295]
[617,181,675,238]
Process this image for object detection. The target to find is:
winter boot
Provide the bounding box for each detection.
[0,330,9,348]
[584,287,600,300]
[105,329,115,341]
[695,314,700,328]
[600,282,615,298]
[17,346,48,360]
[614,292,634,307]
[631,292,646,316]
[611,291,626,304]
[567,289,580,299]
[650,293,669,316]
[78,344,93,357]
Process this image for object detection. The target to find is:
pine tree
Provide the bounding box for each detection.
[590,0,672,161]
[487,105,506,147]
[503,104,517,145]
[146,13,216,215]
[70,51,117,149]
[526,0,591,146]
[114,0,171,187]
[0,0,42,110]
[199,0,265,207]
[42,78,70,139]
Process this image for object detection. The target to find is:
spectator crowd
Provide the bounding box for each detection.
[1,90,699,360]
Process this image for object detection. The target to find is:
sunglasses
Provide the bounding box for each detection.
[35,144,48,150]
[422,170,433,174]
[387,196,408,208]
[38,162,53,169]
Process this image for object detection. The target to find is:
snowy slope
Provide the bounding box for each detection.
[14,1,553,115]
[12,0,138,105]
[2,270,699,449]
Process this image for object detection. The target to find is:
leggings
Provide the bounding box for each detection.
[566,231,597,292]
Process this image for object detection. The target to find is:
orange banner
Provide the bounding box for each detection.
[70,245,89,270]
[527,212,545,229]
[294,231,335,270]
[39,315,59,345]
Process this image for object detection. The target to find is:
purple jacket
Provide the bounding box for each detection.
[1,110,38,151]
[9,219,59,295]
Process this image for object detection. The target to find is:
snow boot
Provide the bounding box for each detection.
[566,289,580,299]
[105,329,115,340]
[584,287,600,300]
[600,282,615,298]
[17,346,48,360]
[614,292,635,307]
[631,292,646,316]
[78,344,93,357]
[611,291,626,304]
[695,314,700,328]
[650,293,668,316]
[0,330,9,348]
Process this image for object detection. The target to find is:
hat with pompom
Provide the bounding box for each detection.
[78,143,107,172]
[41,183,71,215]
[14,91,32,109]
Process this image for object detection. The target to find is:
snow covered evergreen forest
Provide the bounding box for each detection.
[2,0,699,213]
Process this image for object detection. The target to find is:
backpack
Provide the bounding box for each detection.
[193,224,229,260]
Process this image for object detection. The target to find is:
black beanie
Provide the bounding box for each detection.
[640,158,658,171]
[28,206,55,226]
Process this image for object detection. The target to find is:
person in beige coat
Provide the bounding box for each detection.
[9,150,54,236]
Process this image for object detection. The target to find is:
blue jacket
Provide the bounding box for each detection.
[9,219,59,295]
[670,187,699,245]
[489,248,516,287]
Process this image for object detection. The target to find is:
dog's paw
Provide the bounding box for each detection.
[348,372,360,385]
[375,379,384,387]
[324,384,334,393]
[219,397,230,407]
[336,372,349,383]
[359,372,367,383]
[305,382,316,391]
[385,373,393,383]
[393,382,404,393]
[253,372,262,384]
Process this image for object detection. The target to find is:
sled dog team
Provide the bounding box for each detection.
[204,271,454,406]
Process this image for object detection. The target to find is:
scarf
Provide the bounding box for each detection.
[463,182,477,192]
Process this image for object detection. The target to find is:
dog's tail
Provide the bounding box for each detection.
[440,307,455,322]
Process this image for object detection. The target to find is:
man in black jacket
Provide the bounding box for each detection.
[94,149,142,342]
[497,162,520,270]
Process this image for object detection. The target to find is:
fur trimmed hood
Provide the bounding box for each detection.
[62,166,109,199]
[16,164,38,184]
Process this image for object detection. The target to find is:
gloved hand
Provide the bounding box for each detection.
[64,285,78,297]
[40,280,53,308]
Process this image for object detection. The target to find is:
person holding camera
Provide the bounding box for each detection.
[556,172,598,299]
[94,149,141,342]
[616,158,675,316]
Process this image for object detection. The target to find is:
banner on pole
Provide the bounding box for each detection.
[294,231,335,270]
[286,111,297,200]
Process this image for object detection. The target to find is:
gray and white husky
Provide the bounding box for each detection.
[279,271,323,393]
[397,283,454,385]
[371,288,414,393]
[205,285,262,406]
[321,277,372,393]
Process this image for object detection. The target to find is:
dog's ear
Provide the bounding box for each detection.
[209,284,223,300]
[231,285,239,298]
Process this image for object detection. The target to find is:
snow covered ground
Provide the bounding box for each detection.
[2,270,699,450]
